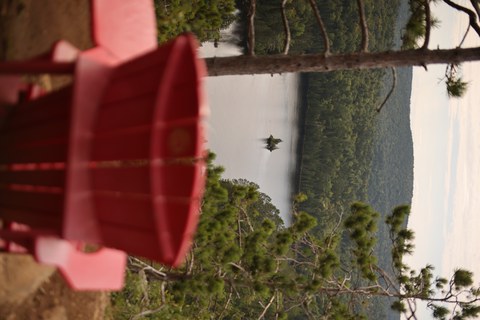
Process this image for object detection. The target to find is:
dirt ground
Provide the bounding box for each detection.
[0,0,111,319]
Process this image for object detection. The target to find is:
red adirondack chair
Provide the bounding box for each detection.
[0,0,207,290]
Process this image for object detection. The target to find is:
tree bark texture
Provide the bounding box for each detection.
[205,47,480,76]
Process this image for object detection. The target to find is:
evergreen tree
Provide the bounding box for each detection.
[112,155,480,320]
[205,0,478,98]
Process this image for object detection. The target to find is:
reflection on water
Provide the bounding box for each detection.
[200,42,299,223]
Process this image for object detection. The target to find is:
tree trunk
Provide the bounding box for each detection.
[204,47,480,76]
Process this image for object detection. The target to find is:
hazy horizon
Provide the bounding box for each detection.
[407,1,480,318]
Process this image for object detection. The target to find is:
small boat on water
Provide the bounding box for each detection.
[263,134,282,152]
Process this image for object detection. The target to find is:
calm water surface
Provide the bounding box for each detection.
[200,43,299,223]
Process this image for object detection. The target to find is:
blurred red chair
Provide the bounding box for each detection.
[0,0,207,290]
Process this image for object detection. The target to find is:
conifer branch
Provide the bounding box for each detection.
[131,306,165,320]
[247,0,256,55]
[356,0,369,52]
[443,0,480,37]
[470,0,480,17]
[218,287,234,319]
[307,0,331,55]
[458,25,471,47]
[376,67,397,112]
[421,0,432,49]
[281,0,292,54]
[257,292,277,319]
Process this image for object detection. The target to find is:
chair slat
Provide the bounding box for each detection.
[0,189,64,214]
[0,142,68,163]
[1,87,72,130]
[0,170,65,187]
[0,120,69,146]
[92,166,150,193]
[94,192,154,230]
[100,224,163,261]
[101,68,161,104]
[95,94,154,133]
[151,163,202,198]
[0,207,62,232]
[91,127,150,161]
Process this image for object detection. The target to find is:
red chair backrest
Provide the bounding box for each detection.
[89,34,206,266]
[0,34,207,267]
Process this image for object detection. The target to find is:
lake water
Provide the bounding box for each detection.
[200,42,300,223]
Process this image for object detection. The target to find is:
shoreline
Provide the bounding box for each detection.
[291,74,309,196]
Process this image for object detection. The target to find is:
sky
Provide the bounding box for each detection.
[407,1,480,317]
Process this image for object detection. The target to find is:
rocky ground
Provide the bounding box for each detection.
[0,1,111,319]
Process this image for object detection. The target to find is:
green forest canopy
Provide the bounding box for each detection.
[112,154,479,320]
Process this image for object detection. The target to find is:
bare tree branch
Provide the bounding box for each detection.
[186,249,195,274]
[470,0,480,17]
[128,256,167,279]
[275,291,281,319]
[247,0,257,55]
[421,0,432,49]
[458,25,471,47]
[443,0,480,37]
[376,67,397,112]
[373,265,401,294]
[218,286,234,319]
[127,256,190,282]
[257,292,277,320]
[281,0,292,54]
[307,0,331,55]
[131,306,165,320]
[356,0,369,52]
[236,204,255,232]
[160,281,166,304]
[301,299,316,320]
[228,262,249,274]
[205,46,480,76]
[238,211,243,248]
[326,209,344,247]
[284,296,310,313]
[276,257,317,267]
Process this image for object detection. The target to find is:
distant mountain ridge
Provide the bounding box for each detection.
[369,66,414,229]
[368,0,414,259]
[368,0,414,213]
[366,1,414,319]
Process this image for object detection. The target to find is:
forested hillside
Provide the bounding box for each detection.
[295,0,404,236]
[365,65,414,320]
[234,1,414,318]
[236,0,405,231]
[367,4,414,318]
[369,0,414,236]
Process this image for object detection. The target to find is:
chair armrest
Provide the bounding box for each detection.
[35,237,127,290]
[90,0,157,61]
